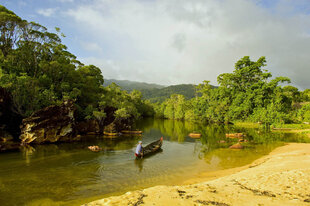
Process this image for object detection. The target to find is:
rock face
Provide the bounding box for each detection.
[20,100,78,144]
[0,87,23,139]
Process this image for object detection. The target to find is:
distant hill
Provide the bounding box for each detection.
[103,79,165,91]
[141,84,197,103]
[103,79,202,103]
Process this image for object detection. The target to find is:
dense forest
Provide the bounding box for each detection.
[1,4,310,136]
[0,5,152,131]
[154,56,310,127]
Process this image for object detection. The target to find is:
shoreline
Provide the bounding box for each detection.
[85,143,310,205]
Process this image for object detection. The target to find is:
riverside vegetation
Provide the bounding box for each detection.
[153,56,310,128]
[1,4,310,145]
[0,5,153,145]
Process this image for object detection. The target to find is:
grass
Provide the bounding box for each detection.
[235,121,310,137]
[235,121,310,130]
[273,124,310,130]
[301,130,310,138]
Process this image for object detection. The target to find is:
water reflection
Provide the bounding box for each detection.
[134,158,144,172]
[134,148,163,172]
[1,118,310,206]
[21,145,35,165]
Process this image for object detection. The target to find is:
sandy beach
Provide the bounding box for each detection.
[85,143,310,206]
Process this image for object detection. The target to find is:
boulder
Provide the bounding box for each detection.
[229,143,244,149]
[20,100,78,144]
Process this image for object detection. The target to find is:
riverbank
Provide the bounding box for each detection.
[85,143,310,206]
[235,122,310,139]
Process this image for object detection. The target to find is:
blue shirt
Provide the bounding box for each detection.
[135,144,142,154]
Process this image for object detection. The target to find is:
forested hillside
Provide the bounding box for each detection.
[141,84,197,103]
[103,79,199,103]
[103,79,165,91]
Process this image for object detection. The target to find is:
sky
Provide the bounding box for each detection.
[1,0,310,89]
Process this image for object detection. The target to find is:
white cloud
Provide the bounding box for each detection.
[80,41,103,53]
[37,8,57,17]
[64,0,310,89]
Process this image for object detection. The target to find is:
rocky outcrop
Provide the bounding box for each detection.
[20,100,78,144]
[0,87,23,139]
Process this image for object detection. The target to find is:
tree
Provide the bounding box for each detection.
[0,6,107,118]
[154,56,297,125]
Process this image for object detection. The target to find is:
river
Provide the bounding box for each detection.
[0,118,308,205]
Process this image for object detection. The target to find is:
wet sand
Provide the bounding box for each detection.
[85,143,310,206]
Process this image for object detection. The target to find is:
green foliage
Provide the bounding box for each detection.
[301,89,310,101]
[250,104,287,127]
[155,94,191,120]
[0,5,149,129]
[0,6,94,116]
[141,84,198,103]
[297,104,310,122]
[97,83,154,127]
[2,6,309,129]
[283,85,301,102]
[154,56,304,126]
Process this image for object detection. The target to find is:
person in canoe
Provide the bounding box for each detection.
[135,137,163,158]
[135,141,143,158]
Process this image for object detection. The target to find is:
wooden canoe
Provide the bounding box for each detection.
[136,138,163,158]
[188,133,202,138]
[104,131,120,136]
[121,130,143,134]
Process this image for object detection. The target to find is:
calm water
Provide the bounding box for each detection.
[0,118,309,206]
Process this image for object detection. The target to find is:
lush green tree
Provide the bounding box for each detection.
[158,94,191,120]
[301,89,310,102]
[0,6,94,116]
[96,83,154,131]
[154,56,299,126]
[297,104,310,123]
[283,85,301,103]
[0,5,148,132]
